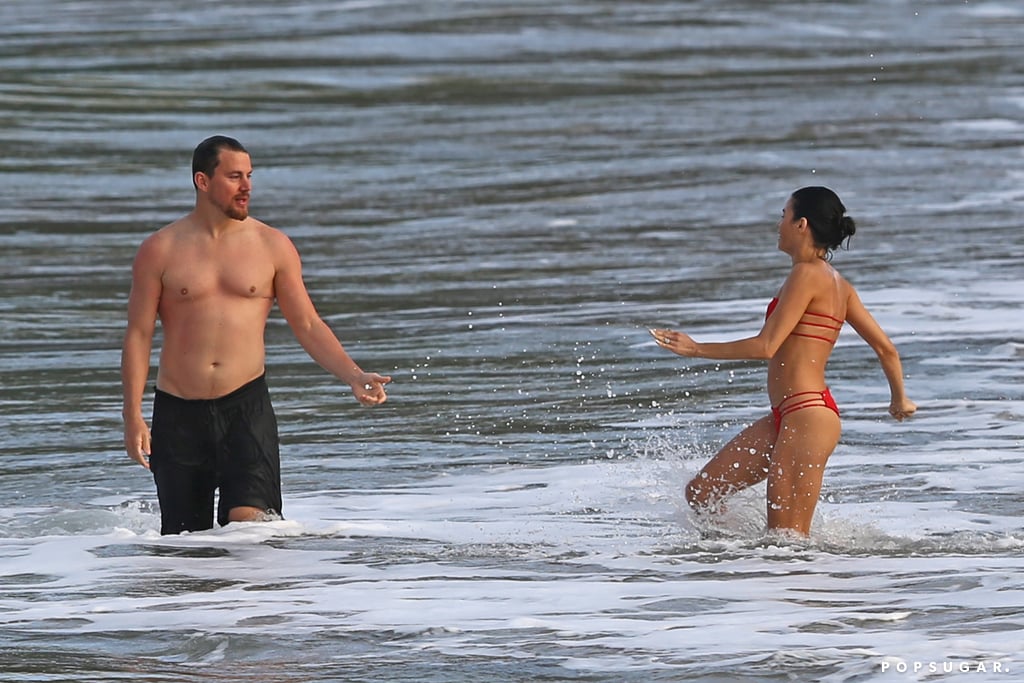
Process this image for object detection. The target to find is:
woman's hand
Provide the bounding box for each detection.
[650,328,699,357]
[889,397,917,422]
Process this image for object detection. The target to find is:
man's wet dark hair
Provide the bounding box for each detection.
[192,135,248,189]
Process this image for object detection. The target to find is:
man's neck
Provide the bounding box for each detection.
[190,206,246,238]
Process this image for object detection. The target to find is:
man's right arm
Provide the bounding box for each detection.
[121,238,163,468]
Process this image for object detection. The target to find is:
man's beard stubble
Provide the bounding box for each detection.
[220,195,249,221]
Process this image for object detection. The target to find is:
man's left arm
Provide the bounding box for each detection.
[272,231,390,405]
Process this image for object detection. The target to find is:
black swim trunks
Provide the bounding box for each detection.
[150,374,282,535]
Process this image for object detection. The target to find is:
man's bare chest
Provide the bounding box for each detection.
[161,251,275,304]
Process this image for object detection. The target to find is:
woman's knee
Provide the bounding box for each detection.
[685,475,712,509]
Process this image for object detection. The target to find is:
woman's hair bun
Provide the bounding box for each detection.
[839,215,857,240]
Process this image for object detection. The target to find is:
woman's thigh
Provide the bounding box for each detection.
[767,408,841,531]
[688,415,777,501]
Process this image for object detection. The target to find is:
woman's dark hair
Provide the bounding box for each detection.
[790,186,856,257]
[191,135,248,189]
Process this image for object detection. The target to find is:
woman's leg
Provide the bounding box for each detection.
[767,407,841,535]
[686,414,777,511]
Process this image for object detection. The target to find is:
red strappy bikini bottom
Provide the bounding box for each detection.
[771,388,840,433]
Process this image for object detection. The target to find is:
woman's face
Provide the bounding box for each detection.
[776,197,800,252]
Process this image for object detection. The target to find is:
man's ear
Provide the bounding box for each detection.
[194,172,209,192]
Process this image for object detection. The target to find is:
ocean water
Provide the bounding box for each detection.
[1,0,1023,681]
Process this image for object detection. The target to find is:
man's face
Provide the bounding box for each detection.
[203,150,252,221]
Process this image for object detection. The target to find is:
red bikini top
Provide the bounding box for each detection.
[766,297,843,344]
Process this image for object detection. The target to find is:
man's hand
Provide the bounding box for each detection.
[351,372,392,406]
[124,416,152,469]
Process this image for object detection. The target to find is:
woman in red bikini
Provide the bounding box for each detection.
[651,186,916,536]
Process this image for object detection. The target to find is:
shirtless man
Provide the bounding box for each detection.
[121,135,391,535]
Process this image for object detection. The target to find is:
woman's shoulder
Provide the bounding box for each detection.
[784,261,853,310]
[788,259,838,285]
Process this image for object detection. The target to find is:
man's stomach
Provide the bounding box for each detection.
[155,346,267,400]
